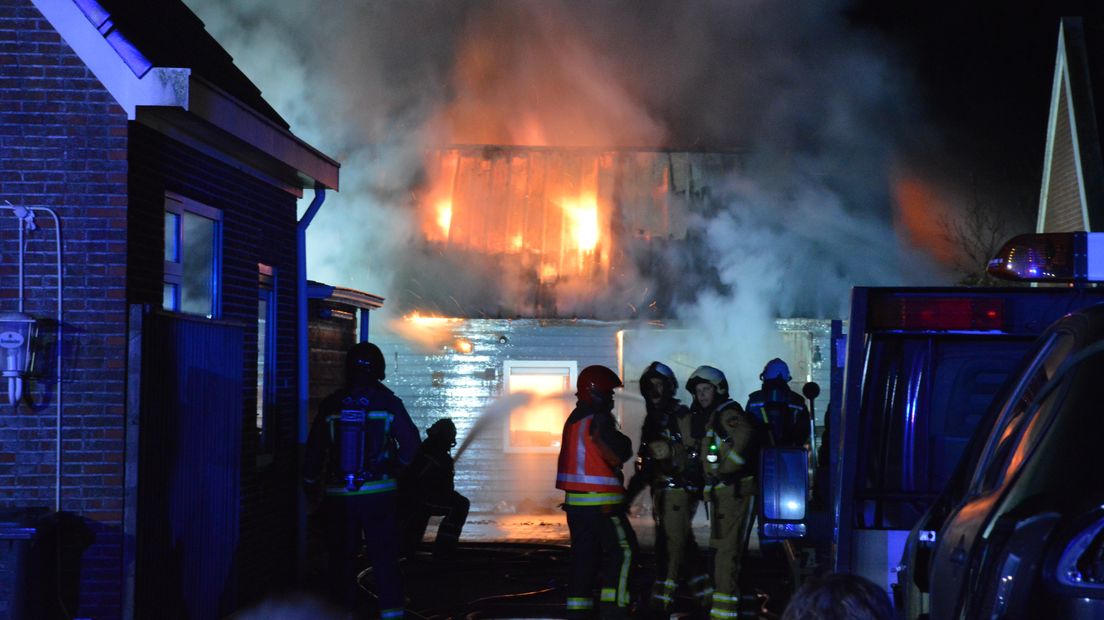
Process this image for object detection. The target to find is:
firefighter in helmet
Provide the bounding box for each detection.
[556,365,638,619]
[691,365,760,620]
[627,361,712,614]
[400,417,471,560]
[302,342,420,619]
[744,358,811,449]
[745,359,814,585]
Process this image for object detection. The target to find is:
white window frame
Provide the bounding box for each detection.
[163,192,223,318]
[502,360,577,454]
[256,263,276,455]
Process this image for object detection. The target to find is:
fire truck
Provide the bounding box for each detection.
[786,236,1104,600]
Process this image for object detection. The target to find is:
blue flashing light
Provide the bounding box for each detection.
[987,233,1096,283]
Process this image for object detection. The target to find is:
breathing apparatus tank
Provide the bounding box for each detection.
[337,407,368,491]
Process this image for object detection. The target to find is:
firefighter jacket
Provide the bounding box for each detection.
[699,399,760,496]
[400,435,456,505]
[639,399,706,491]
[745,382,811,448]
[303,381,420,496]
[556,402,633,505]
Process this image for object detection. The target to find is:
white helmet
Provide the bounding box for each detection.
[686,365,729,398]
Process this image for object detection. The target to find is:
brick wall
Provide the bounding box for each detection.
[0,1,129,617]
[127,122,301,608]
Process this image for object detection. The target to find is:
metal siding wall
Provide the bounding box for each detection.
[372,318,830,512]
[136,312,244,620]
[375,319,621,512]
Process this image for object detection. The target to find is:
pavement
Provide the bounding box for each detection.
[370,513,808,620]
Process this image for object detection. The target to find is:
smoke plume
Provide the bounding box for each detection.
[184,0,952,361]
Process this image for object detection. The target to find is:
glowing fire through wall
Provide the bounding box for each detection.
[417,147,617,283]
[503,363,573,451]
[413,146,730,314]
[436,200,453,239]
[562,193,599,253]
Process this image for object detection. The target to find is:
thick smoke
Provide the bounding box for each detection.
[184,0,951,368]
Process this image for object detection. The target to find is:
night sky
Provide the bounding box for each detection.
[849,2,1104,226]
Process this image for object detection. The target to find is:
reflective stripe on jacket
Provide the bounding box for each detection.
[556,414,625,494]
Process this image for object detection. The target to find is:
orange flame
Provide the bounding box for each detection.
[893,175,957,265]
[403,311,463,325]
[389,312,465,352]
[562,193,599,253]
[436,200,453,239]
[539,263,558,283]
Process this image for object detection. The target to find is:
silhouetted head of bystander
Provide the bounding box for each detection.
[781,572,894,620]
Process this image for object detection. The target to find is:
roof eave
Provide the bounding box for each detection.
[307,281,386,311]
[33,0,339,192]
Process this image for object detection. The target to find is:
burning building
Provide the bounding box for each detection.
[401,146,744,319]
[332,143,824,515]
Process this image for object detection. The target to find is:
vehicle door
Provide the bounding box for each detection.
[895,356,1030,619]
[927,328,1076,619]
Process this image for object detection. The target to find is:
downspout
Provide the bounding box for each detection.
[295,185,325,581]
[297,185,325,444]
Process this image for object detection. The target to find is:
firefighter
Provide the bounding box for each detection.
[630,361,712,614]
[302,342,420,620]
[556,365,638,619]
[744,358,811,450]
[745,358,813,587]
[692,366,760,620]
[400,417,470,560]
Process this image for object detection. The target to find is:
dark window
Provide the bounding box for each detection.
[855,336,1033,528]
[971,331,1075,495]
[163,193,221,318]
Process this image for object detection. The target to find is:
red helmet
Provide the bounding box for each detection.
[576,365,623,408]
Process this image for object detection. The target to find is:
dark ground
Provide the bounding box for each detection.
[389,542,807,620]
[230,512,818,619]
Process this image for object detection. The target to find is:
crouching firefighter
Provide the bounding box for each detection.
[691,366,760,620]
[400,418,470,560]
[303,342,420,619]
[556,365,639,619]
[633,362,712,614]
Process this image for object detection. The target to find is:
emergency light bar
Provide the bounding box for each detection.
[987,232,1104,283]
[869,297,1005,332]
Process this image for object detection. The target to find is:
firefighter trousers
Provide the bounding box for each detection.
[323,491,404,619]
[406,490,471,558]
[707,485,753,620]
[651,487,711,610]
[564,504,638,619]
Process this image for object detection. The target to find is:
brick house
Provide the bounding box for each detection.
[0,0,339,617]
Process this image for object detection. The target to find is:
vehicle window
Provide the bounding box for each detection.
[971,331,1075,494]
[1008,339,1104,488]
[854,336,1031,528]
